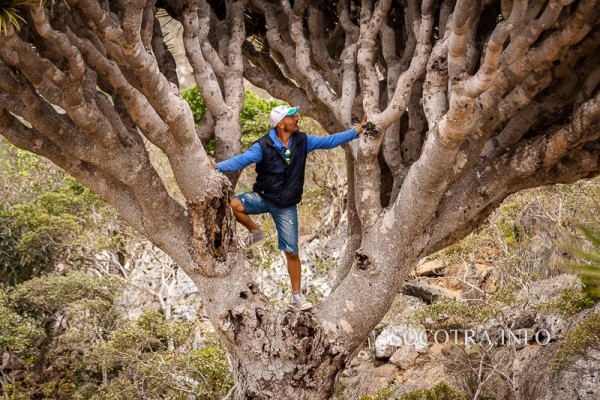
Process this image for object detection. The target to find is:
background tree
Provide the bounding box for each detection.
[0,0,599,398]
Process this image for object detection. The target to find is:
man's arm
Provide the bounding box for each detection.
[307,128,358,152]
[307,115,368,152]
[216,142,262,172]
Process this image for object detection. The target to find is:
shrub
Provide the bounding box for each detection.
[563,225,600,298]
[1,146,116,285]
[494,202,524,245]
[414,299,500,329]
[554,310,600,371]
[0,287,41,352]
[397,382,466,400]
[536,289,595,317]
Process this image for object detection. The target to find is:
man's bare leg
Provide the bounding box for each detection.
[231,197,259,232]
[287,252,312,310]
[285,252,301,292]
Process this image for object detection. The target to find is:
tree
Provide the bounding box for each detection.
[0,0,599,398]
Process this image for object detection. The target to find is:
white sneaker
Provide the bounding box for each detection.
[244,229,265,248]
[291,292,313,311]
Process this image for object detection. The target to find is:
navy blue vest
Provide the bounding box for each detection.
[253,132,308,207]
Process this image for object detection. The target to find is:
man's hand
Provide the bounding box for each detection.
[356,114,368,135]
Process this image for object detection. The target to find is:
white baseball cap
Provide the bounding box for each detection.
[269,105,299,127]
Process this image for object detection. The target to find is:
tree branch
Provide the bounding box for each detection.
[357,0,391,116]
[65,30,171,151]
[308,5,342,91]
[288,0,341,121]
[66,0,198,146]
[430,92,600,254]
[376,0,434,128]
[182,1,227,115]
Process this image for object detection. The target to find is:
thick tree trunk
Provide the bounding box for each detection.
[184,229,421,399]
[228,310,343,399]
[181,258,345,399]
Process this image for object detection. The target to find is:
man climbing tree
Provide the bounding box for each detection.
[1,0,599,398]
[217,105,367,311]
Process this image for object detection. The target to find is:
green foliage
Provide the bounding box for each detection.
[2,282,232,400]
[239,90,283,148]
[190,336,235,398]
[4,271,122,362]
[554,310,600,370]
[397,382,466,400]
[3,377,81,400]
[85,313,233,400]
[0,287,41,352]
[2,143,63,199]
[0,182,93,283]
[0,0,40,34]
[106,308,191,352]
[356,382,466,400]
[489,283,518,305]
[11,270,121,315]
[0,272,124,399]
[0,142,233,399]
[181,87,283,154]
[313,255,337,274]
[1,143,114,285]
[181,85,207,126]
[536,289,595,317]
[563,225,600,297]
[494,202,523,245]
[359,386,396,400]
[414,299,499,329]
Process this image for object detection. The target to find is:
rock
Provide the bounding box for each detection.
[519,204,557,240]
[375,325,429,360]
[534,313,570,341]
[340,362,398,398]
[481,271,499,293]
[513,312,536,329]
[512,328,536,349]
[415,260,446,277]
[380,294,428,327]
[109,245,204,321]
[517,274,582,305]
[402,282,460,304]
[516,343,600,400]
[390,345,419,370]
[1,351,24,371]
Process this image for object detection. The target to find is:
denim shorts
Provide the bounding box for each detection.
[235,191,298,254]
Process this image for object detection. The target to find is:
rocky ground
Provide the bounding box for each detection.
[337,275,600,400]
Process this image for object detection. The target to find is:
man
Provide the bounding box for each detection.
[217,105,367,311]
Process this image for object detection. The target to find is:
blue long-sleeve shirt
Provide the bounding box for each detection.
[217,127,358,173]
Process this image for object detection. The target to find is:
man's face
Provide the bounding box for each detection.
[279,114,299,133]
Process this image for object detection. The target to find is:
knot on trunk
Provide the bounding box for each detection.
[219,306,249,344]
[354,250,371,270]
[188,177,235,277]
[361,121,380,138]
[217,284,271,344]
[281,309,318,341]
